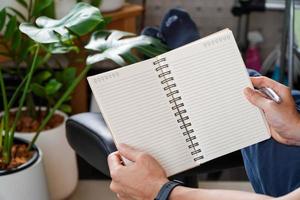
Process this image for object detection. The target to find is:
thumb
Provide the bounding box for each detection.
[244,87,272,111]
[117,143,141,162]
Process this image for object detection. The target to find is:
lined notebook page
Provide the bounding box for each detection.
[88,59,197,176]
[162,29,270,163]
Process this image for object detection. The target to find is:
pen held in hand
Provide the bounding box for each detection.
[258,87,282,104]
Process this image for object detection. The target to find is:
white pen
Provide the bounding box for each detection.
[258,87,282,104]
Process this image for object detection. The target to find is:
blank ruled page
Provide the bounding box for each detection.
[88,59,197,176]
[164,30,270,163]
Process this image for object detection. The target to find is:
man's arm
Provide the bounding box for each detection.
[277,188,300,200]
[109,144,300,200]
[170,187,300,200]
[169,186,273,200]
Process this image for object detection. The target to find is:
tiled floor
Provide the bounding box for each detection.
[68,180,254,200]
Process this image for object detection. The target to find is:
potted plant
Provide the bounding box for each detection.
[0,45,50,199]
[14,69,80,200]
[0,36,51,198]
[1,1,167,199]
[0,1,53,199]
[0,2,104,199]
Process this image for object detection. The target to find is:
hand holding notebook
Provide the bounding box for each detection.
[88,29,271,176]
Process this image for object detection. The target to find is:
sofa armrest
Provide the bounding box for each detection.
[66,112,117,177]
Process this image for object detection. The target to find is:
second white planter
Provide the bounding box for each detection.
[15,110,78,200]
[0,138,49,200]
[100,0,125,12]
[55,0,126,18]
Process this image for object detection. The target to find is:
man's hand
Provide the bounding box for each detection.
[244,76,300,146]
[108,144,169,200]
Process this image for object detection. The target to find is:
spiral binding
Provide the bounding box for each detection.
[154,57,204,162]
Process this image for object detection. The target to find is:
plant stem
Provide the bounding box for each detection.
[0,119,3,151]
[28,64,92,150]
[7,45,40,157]
[28,0,33,22]
[7,73,29,109]
[0,69,8,132]
[2,151,10,164]
[26,93,37,119]
[6,49,50,112]
[39,50,51,67]
[0,69,10,164]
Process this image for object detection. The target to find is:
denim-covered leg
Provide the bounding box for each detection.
[241,69,300,197]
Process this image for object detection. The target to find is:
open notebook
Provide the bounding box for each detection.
[88,29,271,176]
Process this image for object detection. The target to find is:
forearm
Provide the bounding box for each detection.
[169,186,274,200]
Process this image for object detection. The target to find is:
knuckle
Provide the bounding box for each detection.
[110,182,118,192]
[107,152,115,162]
[260,76,267,84]
[110,170,117,179]
[284,86,291,93]
[117,195,126,200]
[109,182,114,190]
[110,168,121,180]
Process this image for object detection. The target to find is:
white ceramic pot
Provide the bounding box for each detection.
[101,0,125,12]
[15,110,78,200]
[54,0,77,18]
[54,0,125,19]
[0,138,49,200]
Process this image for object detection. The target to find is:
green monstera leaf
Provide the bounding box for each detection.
[85,30,168,66]
[19,2,104,43]
[48,42,79,54]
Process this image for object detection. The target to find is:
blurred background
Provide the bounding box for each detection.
[0,0,299,200]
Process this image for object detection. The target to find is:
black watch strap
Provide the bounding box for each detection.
[154,180,183,200]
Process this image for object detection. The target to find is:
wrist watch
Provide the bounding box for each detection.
[154,180,183,200]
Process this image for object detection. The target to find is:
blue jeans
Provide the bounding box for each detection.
[242,70,300,197]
